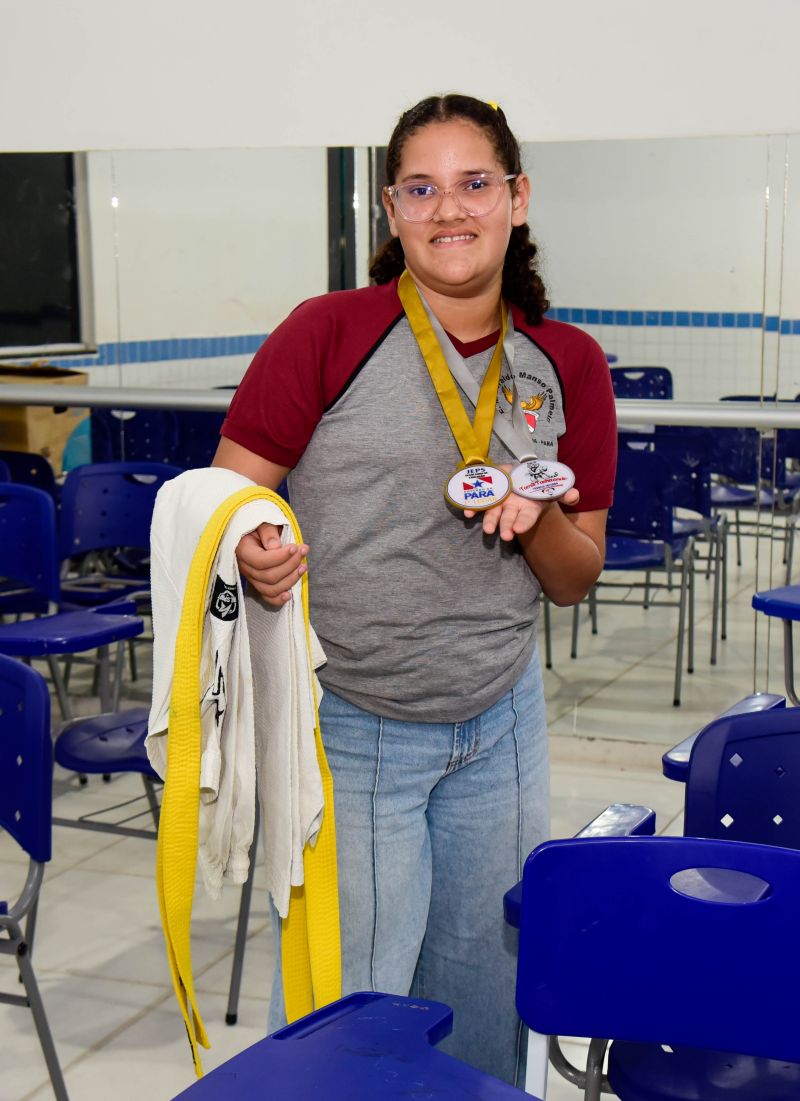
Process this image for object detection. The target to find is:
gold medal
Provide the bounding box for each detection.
[445,462,511,511]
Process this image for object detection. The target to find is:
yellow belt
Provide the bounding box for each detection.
[155,486,341,1075]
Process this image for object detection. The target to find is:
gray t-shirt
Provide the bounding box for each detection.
[289,320,550,722]
[222,281,616,723]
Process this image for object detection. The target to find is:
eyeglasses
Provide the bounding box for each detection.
[384,173,517,222]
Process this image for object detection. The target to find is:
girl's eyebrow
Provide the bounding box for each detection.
[398,169,493,183]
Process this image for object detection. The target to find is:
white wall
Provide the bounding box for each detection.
[3,0,800,150]
[527,137,769,312]
[88,149,327,343]
[44,135,799,399]
[523,135,800,402]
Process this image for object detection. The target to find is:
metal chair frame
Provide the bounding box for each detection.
[0,656,69,1100]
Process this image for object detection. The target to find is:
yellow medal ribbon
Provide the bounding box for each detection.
[156,486,340,1076]
[398,268,507,467]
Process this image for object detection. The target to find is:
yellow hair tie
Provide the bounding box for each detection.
[487,100,499,111]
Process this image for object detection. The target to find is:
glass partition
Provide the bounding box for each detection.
[3,135,800,744]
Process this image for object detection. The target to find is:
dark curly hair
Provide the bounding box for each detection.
[369,94,549,325]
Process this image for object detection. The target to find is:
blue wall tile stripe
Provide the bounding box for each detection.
[44,332,268,369]
[30,309,800,370]
[548,309,790,330]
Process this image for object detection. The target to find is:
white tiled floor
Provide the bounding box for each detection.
[0,529,792,1099]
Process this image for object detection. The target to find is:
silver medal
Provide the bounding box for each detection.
[510,459,575,500]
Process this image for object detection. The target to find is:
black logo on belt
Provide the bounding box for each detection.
[210,576,238,620]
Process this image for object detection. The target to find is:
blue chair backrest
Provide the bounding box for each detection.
[713,403,791,488]
[707,425,763,485]
[610,366,673,400]
[59,461,183,558]
[0,655,52,863]
[684,707,800,847]
[516,835,800,1063]
[90,408,179,464]
[172,409,226,469]
[0,449,57,498]
[0,483,61,604]
[651,426,712,516]
[607,449,674,540]
[0,459,9,481]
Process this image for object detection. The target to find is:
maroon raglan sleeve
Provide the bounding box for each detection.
[554,328,618,513]
[221,297,333,468]
[221,283,404,469]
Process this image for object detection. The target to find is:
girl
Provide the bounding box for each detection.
[213,93,616,1085]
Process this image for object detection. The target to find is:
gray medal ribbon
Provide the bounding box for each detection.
[417,292,538,461]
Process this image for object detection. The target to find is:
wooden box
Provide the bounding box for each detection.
[0,365,89,474]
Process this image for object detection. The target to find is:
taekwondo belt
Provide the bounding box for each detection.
[155,486,341,1075]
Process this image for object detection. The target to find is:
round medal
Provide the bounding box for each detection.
[445,463,511,511]
[510,459,576,501]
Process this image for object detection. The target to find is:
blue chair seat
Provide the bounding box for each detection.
[672,514,719,539]
[0,608,142,656]
[54,707,156,777]
[59,578,151,607]
[753,584,800,621]
[173,991,531,1100]
[609,1041,800,1100]
[711,484,760,508]
[604,535,688,570]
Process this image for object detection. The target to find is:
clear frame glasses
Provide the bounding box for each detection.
[385,173,517,222]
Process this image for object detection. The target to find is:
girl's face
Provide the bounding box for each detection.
[383,119,530,302]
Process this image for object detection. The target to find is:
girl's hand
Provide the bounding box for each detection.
[463,466,580,540]
[236,523,309,606]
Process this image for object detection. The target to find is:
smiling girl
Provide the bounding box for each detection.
[213,93,616,1085]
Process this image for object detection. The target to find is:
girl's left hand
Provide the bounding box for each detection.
[463,465,580,540]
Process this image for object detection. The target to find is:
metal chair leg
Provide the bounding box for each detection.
[673,555,691,707]
[6,918,70,1101]
[571,602,581,659]
[721,516,729,641]
[142,775,161,829]
[589,587,598,635]
[687,544,695,675]
[226,810,259,1025]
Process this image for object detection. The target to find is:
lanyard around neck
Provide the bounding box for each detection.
[414,281,538,462]
[398,269,506,466]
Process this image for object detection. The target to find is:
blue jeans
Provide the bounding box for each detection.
[268,654,549,1086]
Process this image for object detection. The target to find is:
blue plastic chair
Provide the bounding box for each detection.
[52,706,161,837]
[0,452,59,616]
[0,448,58,499]
[90,407,179,464]
[678,705,800,847]
[511,834,800,1100]
[572,448,696,705]
[752,583,800,705]
[609,366,673,400]
[709,420,796,575]
[172,409,227,469]
[650,426,727,658]
[171,990,533,1100]
[0,483,143,719]
[58,461,183,607]
[0,656,69,1101]
[661,691,786,781]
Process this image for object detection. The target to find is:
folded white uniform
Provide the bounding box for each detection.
[147,467,326,917]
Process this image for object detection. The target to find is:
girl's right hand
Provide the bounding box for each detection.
[236,523,309,606]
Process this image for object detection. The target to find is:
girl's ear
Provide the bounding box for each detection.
[382,188,401,238]
[511,174,531,227]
